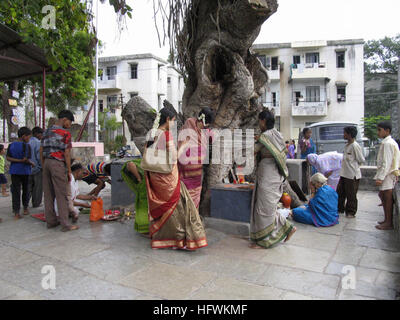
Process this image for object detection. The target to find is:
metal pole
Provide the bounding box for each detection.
[42,68,46,129]
[32,84,37,127]
[94,0,99,142]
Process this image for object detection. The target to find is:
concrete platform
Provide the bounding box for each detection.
[0,182,399,300]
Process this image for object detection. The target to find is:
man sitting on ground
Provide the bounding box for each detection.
[55,163,97,223]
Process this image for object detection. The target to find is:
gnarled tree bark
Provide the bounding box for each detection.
[123,0,278,216]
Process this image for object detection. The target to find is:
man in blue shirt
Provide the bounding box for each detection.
[28,127,43,208]
[7,127,34,219]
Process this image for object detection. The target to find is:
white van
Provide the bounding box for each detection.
[300,121,368,157]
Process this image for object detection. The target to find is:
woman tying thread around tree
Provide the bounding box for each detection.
[178,107,215,208]
[141,105,207,250]
[249,108,296,249]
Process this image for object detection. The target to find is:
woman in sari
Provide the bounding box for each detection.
[307,152,343,190]
[250,109,296,249]
[178,107,215,208]
[299,127,316,160]
[291,173,339,227]
[121,159,149,234]
[142,106,207,250]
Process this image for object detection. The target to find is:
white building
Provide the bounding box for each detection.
[89,53,185,141]
[252,39,365,140]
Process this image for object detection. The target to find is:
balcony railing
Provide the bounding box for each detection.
[291,101,327,116]
[98,76,121,90]
[290,62,329,81]
[263,102,280,116]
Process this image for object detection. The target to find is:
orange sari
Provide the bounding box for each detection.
[144,130,208,250]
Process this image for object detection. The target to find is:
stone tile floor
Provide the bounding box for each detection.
[0,182,399,300]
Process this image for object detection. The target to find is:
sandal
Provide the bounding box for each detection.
[61,225,79,232]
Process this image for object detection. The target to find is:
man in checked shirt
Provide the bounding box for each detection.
[40,110,79,232]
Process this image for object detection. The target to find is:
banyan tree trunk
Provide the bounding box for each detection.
[122,0,278,216]
[179,0,278,216]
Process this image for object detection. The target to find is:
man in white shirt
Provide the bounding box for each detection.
[337,126,365,218]
[55,163,97,223]
[374,121,400,230]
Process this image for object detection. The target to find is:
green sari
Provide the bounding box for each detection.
[121,159,149,234]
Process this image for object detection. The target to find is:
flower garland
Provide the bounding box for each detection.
[198,113,206,126]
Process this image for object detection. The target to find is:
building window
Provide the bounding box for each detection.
[98,100,104,112]
[293,55,301,65]
[107,95,118,109]
[272,92,277,106]
[106,66,117,80]
[337,86,346,102]
[130,92,138,99]
[257,55,267,68]
[158,64,163,80]
[294,91,303,105]
[306,52,319,64]
[130,64,138,79]
[306,86,320,102]
[167,77,171,84]
[271,57,279,70]
[336,51,345,68]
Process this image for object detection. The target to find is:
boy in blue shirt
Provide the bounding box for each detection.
[7,127,34,219]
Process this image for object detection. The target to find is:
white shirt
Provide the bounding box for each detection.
[374,135,400,181]
[340,141,365,180]
[55,174,85,215]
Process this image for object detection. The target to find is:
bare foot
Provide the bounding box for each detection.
[377,220,386,225]
[375,224,394,230]
[248,243,264,249]
[23,209,29,215]
[14,214,22,220]
[284,226,297,242]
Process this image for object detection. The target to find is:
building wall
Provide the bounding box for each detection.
[96,54,185,143]
[254,40,365,141]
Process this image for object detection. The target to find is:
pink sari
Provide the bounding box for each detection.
[178,118,212,208]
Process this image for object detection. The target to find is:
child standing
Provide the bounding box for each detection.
[0,144,9,197]
[374,121,400,230]
[337,126,365,218]
[6,127,34,219]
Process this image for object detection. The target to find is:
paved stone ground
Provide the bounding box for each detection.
[0,182,399,300]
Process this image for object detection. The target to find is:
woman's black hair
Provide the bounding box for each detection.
[344,126,358,138]
[159,105,177,126]
[198,107,215,125]
[0,144,4,152]
[146,105,177,148]
[302,127,311,136]
[258,109,275,130]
